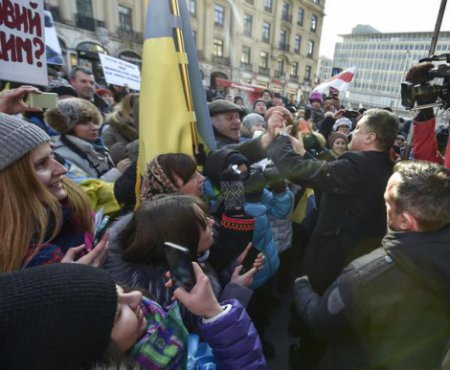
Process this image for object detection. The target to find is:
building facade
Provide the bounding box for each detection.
[332,24,450,114]
[45,0,325,102]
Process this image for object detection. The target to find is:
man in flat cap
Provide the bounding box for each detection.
[208,99,243,148]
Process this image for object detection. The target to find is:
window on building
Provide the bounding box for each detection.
[76,0,94,30]
[262,21,271,43]
[276,58,285,76]
[214,4,225,27]
[279,29,288,50]
[264,0,273,12]
[311,15,318,32]
[282,2,290,21]
[291,62,299,78]
[244,14,253,36]
[188,0,196,16]
[313,0,320,4]
[260,51,269,69]
[241,45,251,64]
[192,30,197,45]
[118,5,132,32]
[213,38,224,57]
[297,8,304,26]
[77,0,93,16]
[305,65,312,80]
[294,34,301,53]
[307,40,315,57]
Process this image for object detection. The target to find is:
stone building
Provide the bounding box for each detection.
[45,0,325,101]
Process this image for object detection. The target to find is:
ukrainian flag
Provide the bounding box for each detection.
[138,0,216,178]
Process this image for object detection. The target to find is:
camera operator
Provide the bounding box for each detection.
[293,160,450,370]
[405,62,450,167]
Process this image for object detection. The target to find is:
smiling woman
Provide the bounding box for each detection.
[0,113,99,272]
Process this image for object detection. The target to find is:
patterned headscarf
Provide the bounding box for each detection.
[140,156,181,201]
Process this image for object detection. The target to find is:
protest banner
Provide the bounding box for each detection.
[0,0,48,86]
[98,53,141,91]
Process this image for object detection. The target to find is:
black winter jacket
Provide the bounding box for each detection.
[268,136,393,294]
[293,225,450,370]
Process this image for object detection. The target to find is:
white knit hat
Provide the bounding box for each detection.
[332,117,352,132]
[0,113,50,171]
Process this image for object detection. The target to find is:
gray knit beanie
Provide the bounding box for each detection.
[0,113,50,171]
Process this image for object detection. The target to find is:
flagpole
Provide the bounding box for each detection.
[171,0,200,154]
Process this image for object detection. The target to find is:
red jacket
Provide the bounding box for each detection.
[413,117,449,168]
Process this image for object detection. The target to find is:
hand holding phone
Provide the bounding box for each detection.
[164,242,196,291]
[93,216,110,247]
[26,92,58,110]
[239,244,261,275]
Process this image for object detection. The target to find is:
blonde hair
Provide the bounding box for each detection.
[0,154,92,272]
[118,93,138,121]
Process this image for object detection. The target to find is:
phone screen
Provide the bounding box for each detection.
[26,92,58,110]
[93,216,110,247]
[164,242,196,291]
[240,245,260,275]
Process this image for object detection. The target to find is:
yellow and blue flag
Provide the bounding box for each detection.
[138,0,216,178]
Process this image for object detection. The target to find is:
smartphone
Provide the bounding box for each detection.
[93,216,110,246]
[164,242,196,291]
[26,92,58,110]
[343,110,359,119]
[240,245,261,275]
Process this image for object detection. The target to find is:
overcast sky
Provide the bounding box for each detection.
[319,0,450,58]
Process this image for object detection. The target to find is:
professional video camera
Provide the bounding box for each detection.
[401,53,450,110]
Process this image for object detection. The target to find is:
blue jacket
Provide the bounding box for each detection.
[245,188,293,289]
[199,299,267,370]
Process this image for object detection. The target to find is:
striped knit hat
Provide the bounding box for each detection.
[0,113,50,171]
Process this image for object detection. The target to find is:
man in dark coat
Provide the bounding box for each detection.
[268,108,398,294]
[293,160,450,370]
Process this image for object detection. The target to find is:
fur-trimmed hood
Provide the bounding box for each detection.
[45,97,102,134]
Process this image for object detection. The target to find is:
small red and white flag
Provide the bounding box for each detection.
[313,66,356,93]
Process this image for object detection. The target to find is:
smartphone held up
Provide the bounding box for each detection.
[26,92,58,110]
[164,242,196,291]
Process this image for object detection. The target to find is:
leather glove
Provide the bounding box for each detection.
[243,166,266,202]
[263,163,287,194]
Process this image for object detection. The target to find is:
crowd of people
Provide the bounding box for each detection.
[0,61,449,370]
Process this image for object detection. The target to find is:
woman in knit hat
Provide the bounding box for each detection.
[0,263,267,370]
[328,131,349,158]
[45,97,132,182]
[0,113,107,272]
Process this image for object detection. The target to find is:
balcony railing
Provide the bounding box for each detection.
[117,27,143,44]
[212,55,230,65]
[264,5,272,12]
[279,42,290,52]
[76,13,96,32]
[240,62,253,71]
[274,70,286,79]
[290,75,299,82]
[262,36,270,43]
[258,67,270,75]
